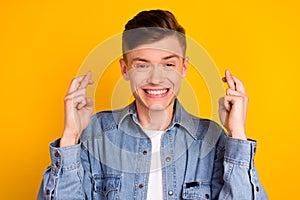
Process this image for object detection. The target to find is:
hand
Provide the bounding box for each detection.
[60,71,94,147]
[218,70,248,140]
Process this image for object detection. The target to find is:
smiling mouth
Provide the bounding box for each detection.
[143,88,169,96]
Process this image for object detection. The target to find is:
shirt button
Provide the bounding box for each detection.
[46,189,50,195]
[256,186,260,192]
[142,150,147,155]
[205,193,210,199]
[165,157,171,162]
[55,161,60,168]
[54,151,60,157]
[168,190,173,196]
[138,184,144,188]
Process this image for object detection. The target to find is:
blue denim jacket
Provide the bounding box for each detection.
[38,100,268,199]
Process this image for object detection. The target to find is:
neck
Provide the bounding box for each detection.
[136,102,175,131]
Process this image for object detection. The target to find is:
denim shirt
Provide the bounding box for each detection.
[38,100,268,200]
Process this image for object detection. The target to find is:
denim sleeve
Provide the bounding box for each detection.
[37,139,86,200]
[215,136,268,200]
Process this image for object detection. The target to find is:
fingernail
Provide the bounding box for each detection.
[226,69,230,75]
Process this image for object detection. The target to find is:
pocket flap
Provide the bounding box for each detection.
[93,174,121,196]
[182,181,211,200]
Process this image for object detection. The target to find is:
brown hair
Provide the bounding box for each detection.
[122,10,186,56]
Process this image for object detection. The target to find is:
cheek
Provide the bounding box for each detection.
[169,70,183,82]
[128,72,147,91]
[167,71,183,91]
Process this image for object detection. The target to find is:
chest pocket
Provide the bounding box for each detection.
[92,174,121,199]
[182,181,211,200]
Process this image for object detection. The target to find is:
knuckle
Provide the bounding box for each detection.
[226,89,231,95]
[64,98,73,106]
[79,87,86,93]
[237,96,243,100]
[236,95,247,102]
[71,77,77,84]
[64,97,73,102]
[64,96,70,102]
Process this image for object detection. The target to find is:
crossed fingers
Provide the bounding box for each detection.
[67,71,93,94]
[222,70,248,111]
[65,71,94,110]
[222,70,246,94]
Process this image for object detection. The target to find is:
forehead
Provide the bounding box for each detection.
[125,36,185,60]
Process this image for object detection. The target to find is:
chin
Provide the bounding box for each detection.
[148,104,166,111]
[141,98,176,111]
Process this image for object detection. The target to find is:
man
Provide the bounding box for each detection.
[38,10,267,199]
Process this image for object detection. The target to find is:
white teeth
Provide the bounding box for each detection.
[146,89,167,95]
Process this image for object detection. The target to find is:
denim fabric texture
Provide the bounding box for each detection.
[38,100,268,200]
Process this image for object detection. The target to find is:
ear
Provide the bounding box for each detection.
[181,57,189,78]
[119,58,129,80]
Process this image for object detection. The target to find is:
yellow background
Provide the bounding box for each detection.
[1,0,299,199]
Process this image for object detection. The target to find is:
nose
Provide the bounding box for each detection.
[147,64,165,84]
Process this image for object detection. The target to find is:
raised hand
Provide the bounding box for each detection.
[218,70,248,140]
[60,71,94,147]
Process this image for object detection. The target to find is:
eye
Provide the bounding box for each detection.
[135,63,149,69]
[165,63,175,67]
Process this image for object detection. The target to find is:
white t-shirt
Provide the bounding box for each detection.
[144,130,164,200]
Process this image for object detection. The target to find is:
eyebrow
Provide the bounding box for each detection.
[131,58,149,62]
[162,54,180,60]
[131,54,181,63]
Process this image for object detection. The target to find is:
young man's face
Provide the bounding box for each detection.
[120,35,188,112]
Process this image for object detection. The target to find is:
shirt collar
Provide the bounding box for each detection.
[117,99,197,140]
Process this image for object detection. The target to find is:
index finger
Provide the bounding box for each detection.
[78,71,93,89]
[67,71,93,94]
[225,70,236,90]
[232,75,246,94]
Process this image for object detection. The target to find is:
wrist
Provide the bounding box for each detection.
[60,136,79,147]
[228,128,247,140]
[60,130,80,147]
[230,133,247,140]
[230,131,247,140]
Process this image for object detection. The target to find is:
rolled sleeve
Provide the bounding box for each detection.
[49,139,82,175]
[219,137,268,199]
[224,137,257,167]
[38,139,85,200]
